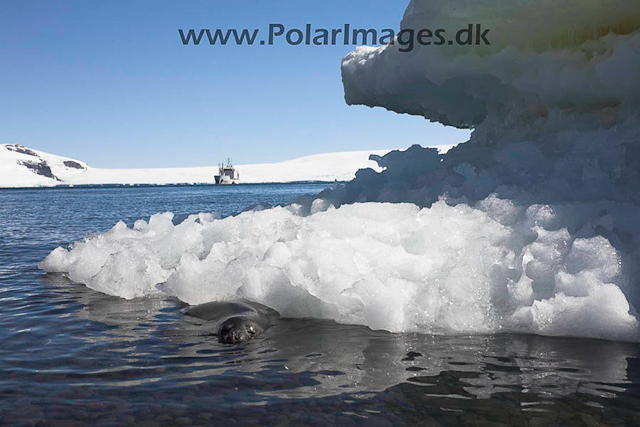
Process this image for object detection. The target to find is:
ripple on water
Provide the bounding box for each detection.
[0,186,639,425]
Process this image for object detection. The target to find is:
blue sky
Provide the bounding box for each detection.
[0,0,469,168]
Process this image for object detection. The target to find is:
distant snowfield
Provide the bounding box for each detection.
[0,144,455,188]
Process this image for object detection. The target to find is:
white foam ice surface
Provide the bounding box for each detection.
[40,197,639,341]
[40,0,640,341]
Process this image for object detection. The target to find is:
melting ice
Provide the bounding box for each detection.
[41,0,640,341]
[40,196,639,341]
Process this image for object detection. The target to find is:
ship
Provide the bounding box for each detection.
[214,158,240,185]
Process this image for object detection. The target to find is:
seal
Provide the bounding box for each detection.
[185,300,270,344]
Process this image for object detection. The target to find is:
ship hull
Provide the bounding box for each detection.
[215,175,239,185]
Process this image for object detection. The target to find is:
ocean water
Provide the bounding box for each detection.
[1,185,640,427]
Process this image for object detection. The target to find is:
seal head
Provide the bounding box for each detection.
[218,316,264,344]
[185,300,271,344]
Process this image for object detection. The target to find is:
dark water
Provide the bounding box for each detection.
[1,185,639,426]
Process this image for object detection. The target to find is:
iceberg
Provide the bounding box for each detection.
[342,0,640,128]
[41,0,640,341]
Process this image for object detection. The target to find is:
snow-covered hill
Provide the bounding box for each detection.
[0,144,89,188]
[0,144,455,188]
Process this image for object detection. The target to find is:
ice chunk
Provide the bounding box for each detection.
[40,200,640,341]
[342,0,640,128]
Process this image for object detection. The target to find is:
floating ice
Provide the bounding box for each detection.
[40,198,639,341]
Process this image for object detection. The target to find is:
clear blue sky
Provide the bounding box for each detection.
[0,0,469,168]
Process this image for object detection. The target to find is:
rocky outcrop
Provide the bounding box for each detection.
[63,160,85,170]
[19,160,60,181]
[6,144,38,157]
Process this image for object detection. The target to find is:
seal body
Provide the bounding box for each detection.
[185,300,270,344]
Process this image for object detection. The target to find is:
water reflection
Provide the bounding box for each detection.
[2,184,640,425]
[51,273,639,401]
[0,273,638,425]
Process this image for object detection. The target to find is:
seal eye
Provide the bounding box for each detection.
[247,326,256,337]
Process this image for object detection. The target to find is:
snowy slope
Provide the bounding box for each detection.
[0,144,89,187]
[0,144,455,188]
